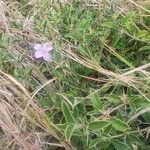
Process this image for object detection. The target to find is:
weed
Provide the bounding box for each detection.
[0,0,150,150]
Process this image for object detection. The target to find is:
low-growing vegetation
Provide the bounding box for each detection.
[0,0,150,149]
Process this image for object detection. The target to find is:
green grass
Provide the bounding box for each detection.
[0,0,150,150]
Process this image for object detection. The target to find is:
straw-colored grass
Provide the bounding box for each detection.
[0,0,150,149]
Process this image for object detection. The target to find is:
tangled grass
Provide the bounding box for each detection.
[0,0,150,149]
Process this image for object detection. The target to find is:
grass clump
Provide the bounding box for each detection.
[0,0,150,150]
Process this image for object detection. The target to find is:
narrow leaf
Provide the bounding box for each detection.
[57,123,68,131]
[66,33,81,42]
[62,101,75,124]
[139,46,150,51]
[65,124,75,140]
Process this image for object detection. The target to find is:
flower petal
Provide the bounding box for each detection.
[33,44,43,51]
[34,51,43,58]
[43,43,53,52]
[43,53,52,62]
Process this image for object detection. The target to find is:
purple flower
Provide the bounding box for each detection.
[33,43,53,62]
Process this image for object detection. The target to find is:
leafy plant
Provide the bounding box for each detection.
[0,0,150,150]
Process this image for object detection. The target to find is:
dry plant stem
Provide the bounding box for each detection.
[0,70,76,150]
[128,0,150,13]
[32,78,56,98]
[41,142,64,148]
[121,63,150,76]
[128,107,150,123]
[99,103,126,120]
[104,43,133,67]
[62,44,149,101]
[123,31,150,44]
[79,75,110,83]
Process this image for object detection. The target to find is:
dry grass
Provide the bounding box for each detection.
[0,70,76,150]
[61,41,150,101]
[0,0,150,149]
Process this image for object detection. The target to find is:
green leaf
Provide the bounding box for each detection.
[89,138,110,149]
[111,117,129,132]
[62,101,75,124]
[142,112,150,122]
[101,21,115,28]
[78,19,91,30]
[139,46,150,51]
[78,44,91,57]
[90,93,102,110]
[112,139,131,150]
[127,134,142,145]
[57,123,68,131]
[65,124,75,140]
[132,98,150,108]
[89,138,101,148]
[87,110,102,116]
[89,120,109,131]
[108,94,121,104]
[66,32,81,42]
[136,30,149,38]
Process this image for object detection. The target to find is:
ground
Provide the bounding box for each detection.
[0,0,150,150]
